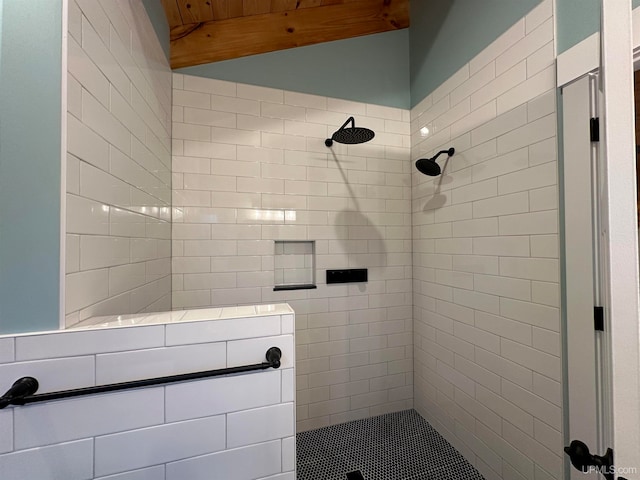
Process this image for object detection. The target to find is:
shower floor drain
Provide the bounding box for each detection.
[296,409,485,480]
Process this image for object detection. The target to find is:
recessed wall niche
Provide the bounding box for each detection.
[273,241,316,291]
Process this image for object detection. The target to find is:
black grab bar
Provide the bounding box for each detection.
[0,347,282,409]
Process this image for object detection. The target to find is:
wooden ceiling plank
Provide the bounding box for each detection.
[161,0,184,28]
[270,0,298,13]
[176,0,214,24]
[297,0,323,8]
[321,0,346,6]
[212,0,230,20]
[170,0,410,68]
[229,0,244,17]
[243,0,272,16]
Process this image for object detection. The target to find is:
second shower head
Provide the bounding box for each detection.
[415,147,455,176]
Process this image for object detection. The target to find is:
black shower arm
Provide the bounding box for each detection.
[338,117,355,131]
[428,147,455,162]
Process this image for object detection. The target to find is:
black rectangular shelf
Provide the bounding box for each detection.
[273,284,317,291]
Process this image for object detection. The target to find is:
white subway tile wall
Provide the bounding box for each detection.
[0,308,295,480]
[411,2,560,480]
[172,75,413,431]
[66,0,172,326]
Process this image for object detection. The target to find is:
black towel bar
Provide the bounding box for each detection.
[0,346,282,409]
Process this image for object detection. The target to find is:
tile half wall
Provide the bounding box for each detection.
[0,307,295,480]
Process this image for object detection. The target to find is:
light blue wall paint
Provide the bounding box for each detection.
[0,1,62,334]
[143,0,170,60]
[178,30,411,109]
[410,0,542,107]
[556,0,640,54]
[556,0,640,53]
[556,0,599,54]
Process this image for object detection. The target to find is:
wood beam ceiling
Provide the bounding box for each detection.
[161,0,410,69]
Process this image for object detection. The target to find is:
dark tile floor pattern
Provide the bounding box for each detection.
[296,409,485,480]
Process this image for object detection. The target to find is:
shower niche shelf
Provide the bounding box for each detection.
[273,240,316,291]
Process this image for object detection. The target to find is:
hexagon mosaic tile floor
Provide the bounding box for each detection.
[296,409,485,480]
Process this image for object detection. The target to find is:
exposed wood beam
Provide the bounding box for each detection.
[169,0,409,69]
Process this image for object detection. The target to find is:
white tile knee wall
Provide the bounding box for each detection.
[65,0,172,326]
[0,308,295,479]
[411,2,561,480]
[171,75,414,431]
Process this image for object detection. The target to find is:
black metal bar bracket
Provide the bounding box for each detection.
[0,377,39,409]
[565,440,615,480]
[0,347,282,409]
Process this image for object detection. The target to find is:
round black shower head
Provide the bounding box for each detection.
[325,117,375,147]
[415,147,455,176]
[415,158,441,176]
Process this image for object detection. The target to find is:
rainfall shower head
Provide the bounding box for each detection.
[325,117,375,147]
[415,147,455,176]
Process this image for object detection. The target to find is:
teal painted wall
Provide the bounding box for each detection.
[142,0,170,60]
[0,1,62,334]
[410,0,542,107]
[556,0,599,54]
[178,30,411,109]
[556,0,640,54]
